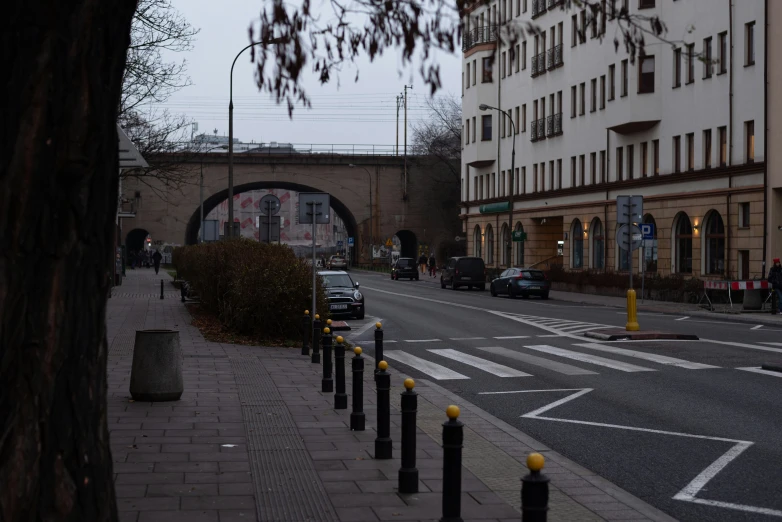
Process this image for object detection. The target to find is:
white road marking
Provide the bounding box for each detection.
[428,349,532,377]
[490,311,614,341]
[449,337,486,341]
[573,343,719,369]
[536,334,564,338]
[699,338,782,354]
[346,318,382,340]
[520,389,777,517]
[736,367,782,378]
[383,351,469,380]
[476,346,597,376]
[479,388,585,395]
[404,339,441,343]
[676,316,690,321]
[759,342,782,347]
[751,325,764,330]
[522,345,656,372]
[494,335,530,339]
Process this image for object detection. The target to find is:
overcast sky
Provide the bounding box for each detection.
[153,0,461,147]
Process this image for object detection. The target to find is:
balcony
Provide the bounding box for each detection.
[547,0,563,8]
[531,0,547,19]
[547,44,563,70]
[531,118,547,142]
[463,25,498,52]
[546,113,563,137]
[531,52,547,77]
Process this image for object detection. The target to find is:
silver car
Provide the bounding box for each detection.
[328,255,348,270]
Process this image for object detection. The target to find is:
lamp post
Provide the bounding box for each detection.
[199,145,228,243]
[349,164,373,263]
[480,104,516,266]
[228,41,263,238]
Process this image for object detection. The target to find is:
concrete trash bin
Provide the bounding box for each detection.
[743,289,763,311]
[129,329,183,402]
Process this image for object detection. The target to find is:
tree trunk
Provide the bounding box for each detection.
[0,1,138,520]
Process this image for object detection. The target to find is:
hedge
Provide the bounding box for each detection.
[173,239,329,342]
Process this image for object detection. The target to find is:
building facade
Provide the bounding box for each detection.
[461,0,767,280]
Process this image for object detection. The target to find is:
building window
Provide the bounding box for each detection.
[572,219,584,269]
[704,129,712,169]
[641,142,648,177]
[638,55,654,93]
[746,120,755,163]
[705,211,725,275]
[465,64,469,90]
[673,48,682,88]
[482,57,493,83]
[549,160,555,190]
[533,164,538,192]
[608,64,616,100]
[675,213,693,274]
[514,223,525,266]
[473,225,482,257]
[652,139,659,175]
[718,32,727,74]
[673,135,681,173]
[591,218,604,270]
[472,117,476,143]
[501,52,507,78]
[521,166,526,194]
[579,82,585,115]
[570,157,576,187]
[600,75,606,109]
[643,214,658,272]
[686,132,694,171]
[621,59,628,96]
[703,37,713,79]
[627,144,634,179]
[616,146,624,181]
[472,59,477,85]
[739,202,750,228]
[746,21,755,66]
[465,119,470,144]
[600,150,606,183]
[522,41,527,70]
[571,14,578,47]
[590,152,596,185]
[556,159,562,189]
[482,115,493,141]
[579,155,585,186]
[570,86,577,118]
[591,78,597,112]
[686,43,695,84]
[523,0,527,13]
[540,162,546,191]
[639,0,655,8]
[515,44,521,72]
[719,126,727,166]
[739,250,750,280]
[522,104,527,132]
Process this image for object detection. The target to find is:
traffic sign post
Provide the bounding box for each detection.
[639,223,654,305]
[300,193,331,321]
[617,195,643,332]
[348,237,354,246]
[512,230,527,242]
[259,194,281,245]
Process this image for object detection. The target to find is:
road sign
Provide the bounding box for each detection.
[616,224,642,251]
[616,195,643,225]
[348,237,354,246]
[454,236,462,242]
[640,223,655,240]
[385,238,393,247]
[298,193,330,224]
[259,194,281,216]
[259,216,280,242]
[337,240,343,247]
[512,230,527,242]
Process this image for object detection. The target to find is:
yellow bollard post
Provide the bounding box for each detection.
[626,289,640,331]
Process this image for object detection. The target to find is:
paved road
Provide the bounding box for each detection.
[340,270,782,522]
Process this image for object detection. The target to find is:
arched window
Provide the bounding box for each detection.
[473,225,482,258]
[500,224,510,266]
[674,213,693,274]
[571,219,584,269]
[591,218,604,270]
[705,211,725,275]
[514,222,525,267]
[643,214,658,272]
[486,224,495,265]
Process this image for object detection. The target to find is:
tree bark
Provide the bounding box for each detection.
[0,1,138,520]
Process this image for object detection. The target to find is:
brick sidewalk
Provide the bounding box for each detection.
[107,269,674,522]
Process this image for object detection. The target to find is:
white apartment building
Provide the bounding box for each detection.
[461,0,767,280]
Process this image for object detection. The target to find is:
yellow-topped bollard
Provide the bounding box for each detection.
[354,346,362,355]
[327,318,332,325]
[441,404,464,520]
[376,322,382,329]
[404,378,415,390]
[336,335,344,344]
[378,360,388,371]
[323,327,330,335]
[526,452,545,472]
[304,310,309,315]
[315,314,320,320]
[625,288,640,331]
[446,405,460,420]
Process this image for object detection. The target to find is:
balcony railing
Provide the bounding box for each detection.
[546,113,563,137]
[462,25,498,52]
[547,44,563,70]
[547,0,563,9]
[531,0,547,18]
[531,52,547,77]
[531,118,547,142]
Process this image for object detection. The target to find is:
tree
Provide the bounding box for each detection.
[411,94,462,183]
[0,0,138,520]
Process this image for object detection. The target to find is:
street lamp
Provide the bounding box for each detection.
[199,145,228,243]
[349,164,373,263]
[228,41,263,238]
[480,103,516,267]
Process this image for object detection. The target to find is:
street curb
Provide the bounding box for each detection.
[761,363,782,373]
[585,331,700,341]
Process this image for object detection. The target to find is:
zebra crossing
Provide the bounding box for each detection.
[491,312,615,336]
[380,342,722,381]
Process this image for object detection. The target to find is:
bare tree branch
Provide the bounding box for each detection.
[411,93,461,183]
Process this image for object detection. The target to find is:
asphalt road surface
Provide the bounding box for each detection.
[341,269,782,522]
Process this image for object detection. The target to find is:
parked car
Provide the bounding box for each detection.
[391,257,419,280]
[440,256,486,291]
[490,268,550,299]
[319,270,365,319]
[327,255,348,270]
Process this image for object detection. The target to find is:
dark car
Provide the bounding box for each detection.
[490,268,550,299]
[440,256,486,291]
[391,257,419,280]
[319,270,365,319]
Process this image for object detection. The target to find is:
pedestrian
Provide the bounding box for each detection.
[768,258,782,314]
[428,253,437,277]
[418,253,427,274]
[152,249,163,275]
[130,250,136,269]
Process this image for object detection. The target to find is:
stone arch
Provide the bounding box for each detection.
[126,228,150,253]
[394,230,418,258]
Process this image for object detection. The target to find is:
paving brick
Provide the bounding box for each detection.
[117,497,180,511]
[217,510,258,522]
[318,469,387,481]
[115,485,148,498]
[118,511,138,522]
[185,472,252,484]
[180,496,255,510]
[126,453,189,463]
[188,452,248,462]
[335,507,381,521]
[218,461,250,472]
[154,462,219,473]
[217,483,254,495]
[329,493,406,508]
[114,463,155,473]
[138,511,218,522]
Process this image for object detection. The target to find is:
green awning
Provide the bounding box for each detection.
[479,201,511,214]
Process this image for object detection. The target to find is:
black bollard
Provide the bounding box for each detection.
[350,347,365,431]
[521,453,549,522]
[374,322,384,377]
[441,405,463,522]
[374,361,392,459]
[398,378,419,494]
[321,327,333,393]
[311,315,321,364]
[301,310,310,356]
[334,335,348,409]
[180,282,186,303]
[160,279,164,300]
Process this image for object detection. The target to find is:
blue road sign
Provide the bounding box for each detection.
[640,223,655,240]
[347,237,354,246]
[337,241,343,247]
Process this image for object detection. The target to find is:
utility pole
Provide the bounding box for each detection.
[396,94,403,156]
[403,85,413,199]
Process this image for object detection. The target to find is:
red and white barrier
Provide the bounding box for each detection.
[703,281,729,290]
[703,280,770,290]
